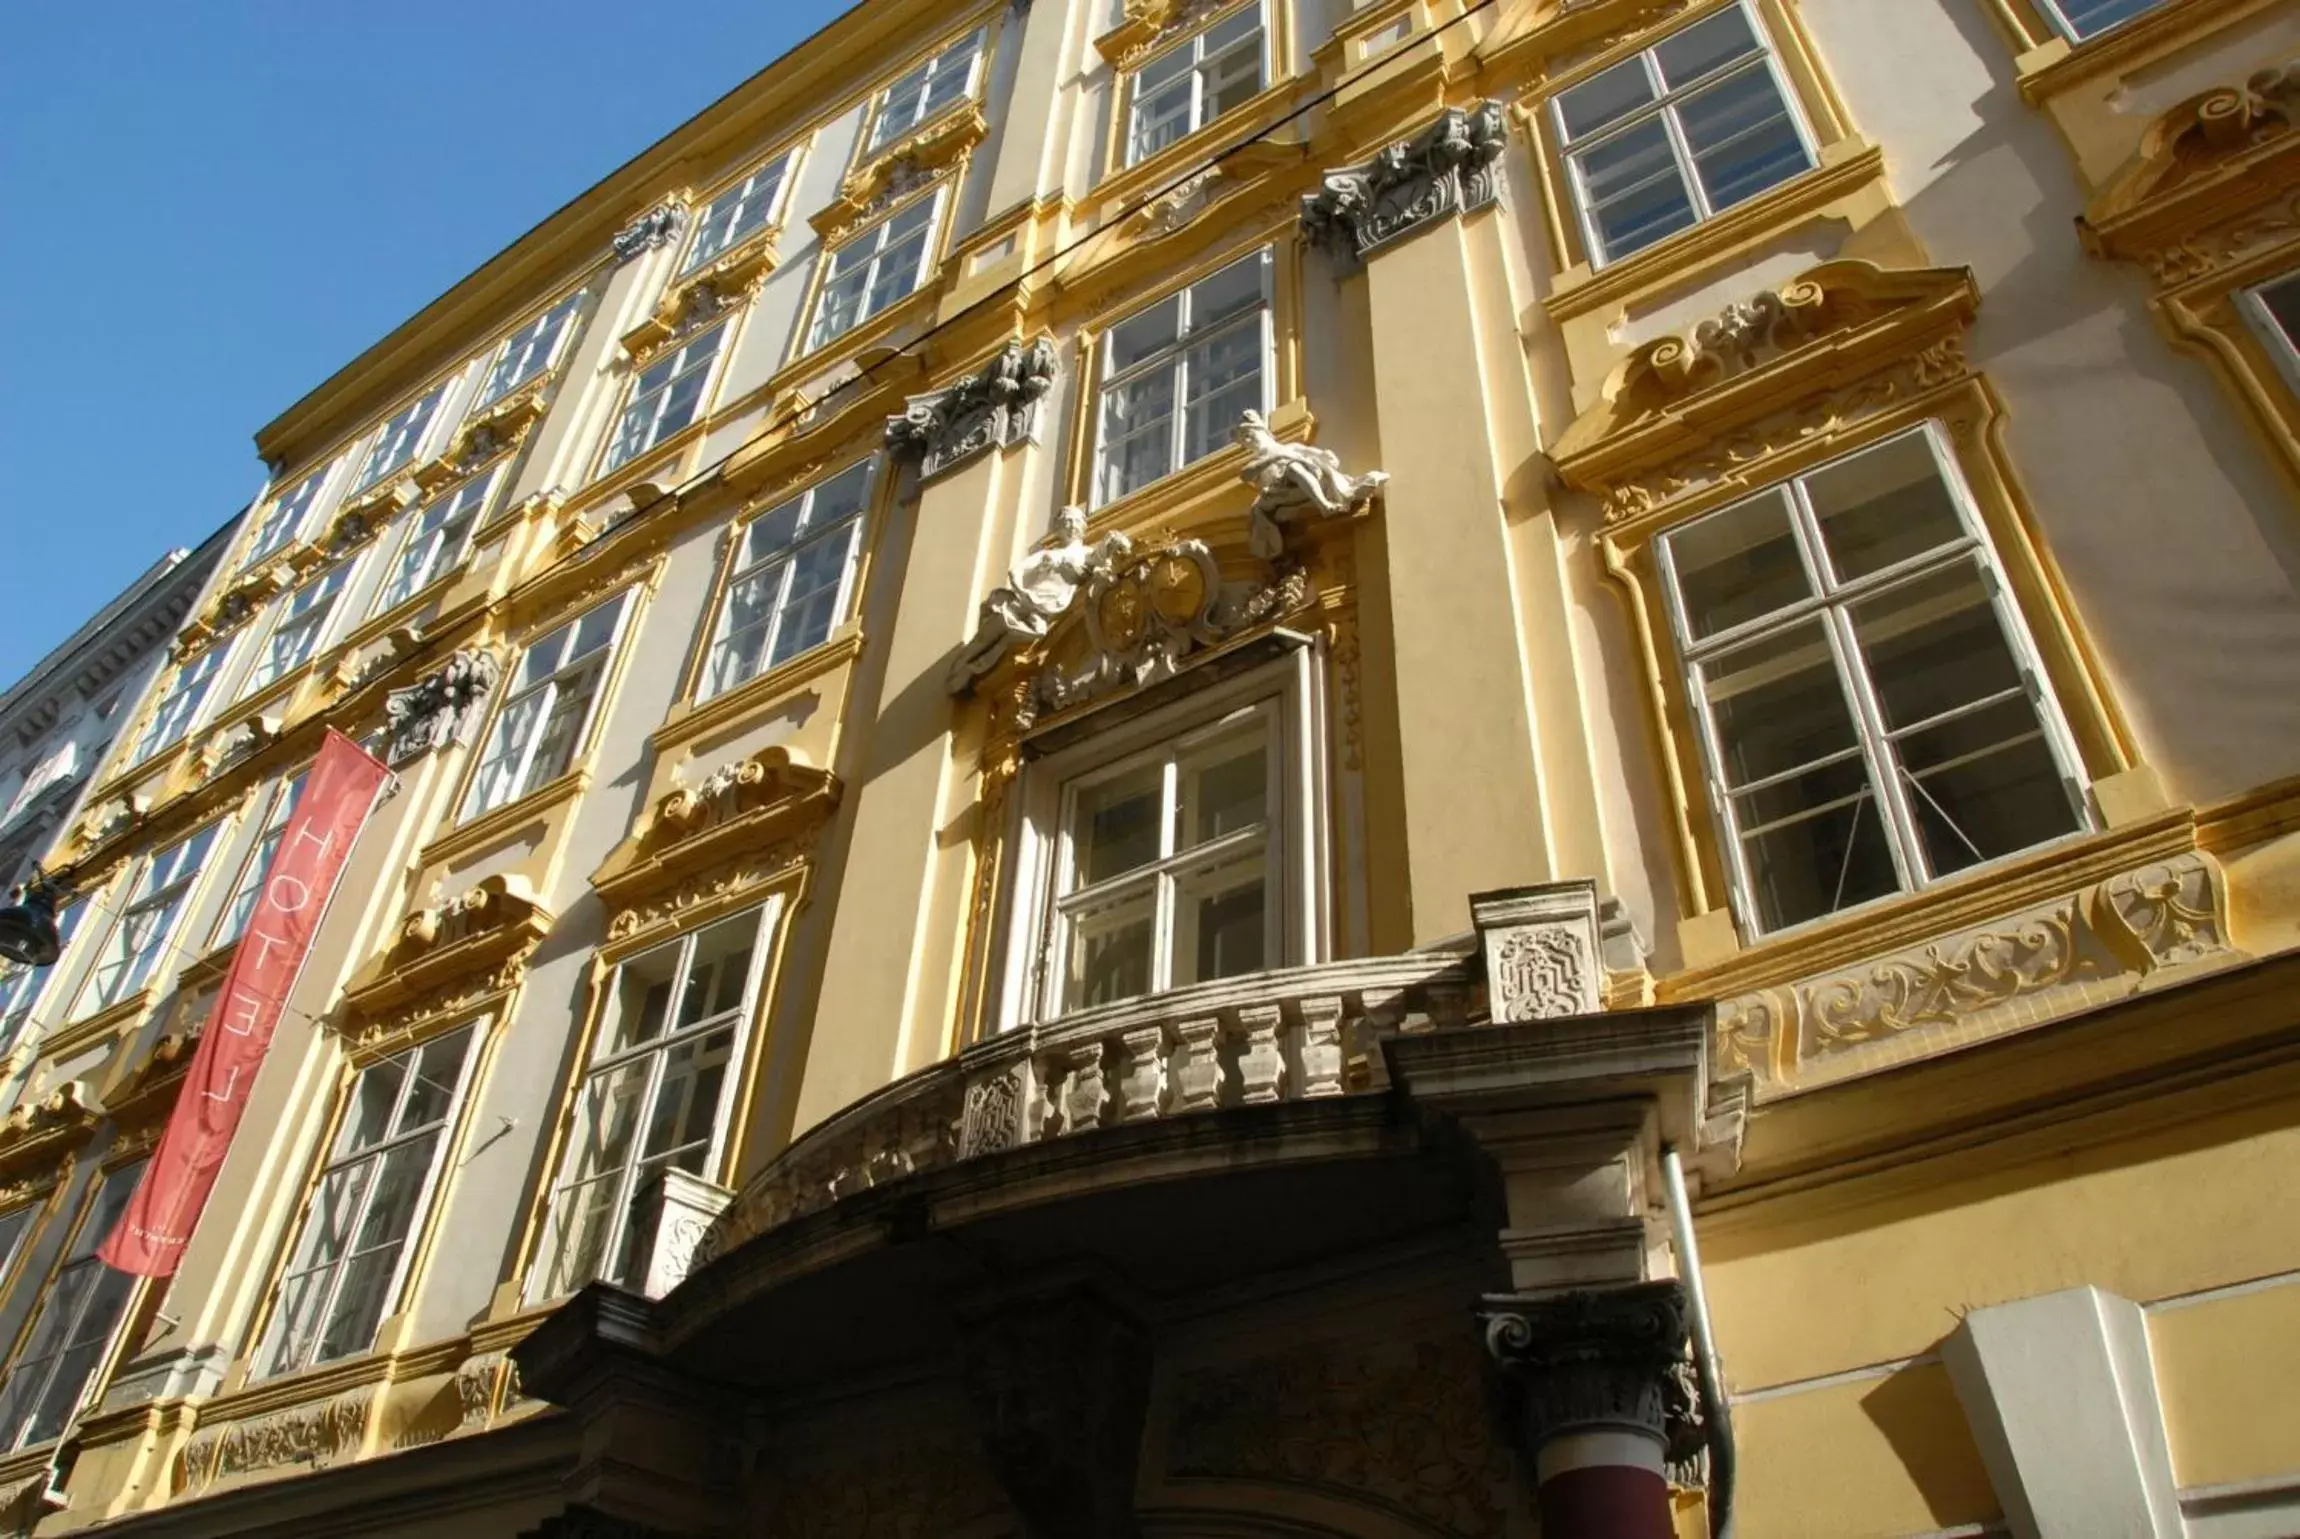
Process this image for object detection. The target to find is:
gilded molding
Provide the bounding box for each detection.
[1717,851,2236,1097]
[592,746,840,945]
[341,874,552,1031]
[810,104,985,243]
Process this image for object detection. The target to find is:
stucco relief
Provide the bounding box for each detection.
[885,336,1058,482]
[1166,1335,1512,1538]
[1235,410,1387,559]
[1095,0,1233,70]
[611,201,688,263]
[178,1389,374,1492]
[1715,852,2236,1093]
[1300,102,1510,266]
[383,648,500,764]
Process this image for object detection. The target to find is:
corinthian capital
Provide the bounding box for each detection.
[1300,100,1510,266]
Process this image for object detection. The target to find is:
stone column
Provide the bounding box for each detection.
[1302,104,1564,943]
[1481,1281,1696,1539]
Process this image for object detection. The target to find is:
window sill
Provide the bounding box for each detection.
[2014,0,2275,105]
[654,626,867,756]
[1661,801,2196,1006]
[1543,136,1887,324]
[420,767,591,871]
[1091,76,1302,222]
[583,418,710,505]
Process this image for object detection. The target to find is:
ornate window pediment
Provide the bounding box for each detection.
[1550,258,1979,522]
[592,747,841,947]
[341,874,553,1045]
[620,239,781,367]
[1096,0,1233,70]
[810,104,986,245]
[0,1083,98,1196]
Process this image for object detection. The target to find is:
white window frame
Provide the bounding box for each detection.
[527,901,780,1302]
[1550,1,1818,269]
[2237,270,2300,398]
[242,559,357,699]
[0,903,85,1061]
[682,151,798,274]
[1124,2,1268,167]
[474,293,583,410]
[130,641,234,766]
[599,321,733,478]
[211,770,306,950]
[0,1160,147,1451]
[2037,0,2165,42]
[352,380,453,493]
[372,466,502,617]
[254,1023,483,1378]
[697,460,874,701]
[461,594,633,822]
[999,649,1326,1030]
[244,462,337,567]
[1090,249,1275,509]
[804,190,945,353]
[1654,423,2094,941]
[76,822,222,1017]
[867,28,987,153]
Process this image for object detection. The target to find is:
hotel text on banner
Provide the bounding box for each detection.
[99,730,389,1277]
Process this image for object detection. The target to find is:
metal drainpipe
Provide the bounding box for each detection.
[1662,1146,1736,1539]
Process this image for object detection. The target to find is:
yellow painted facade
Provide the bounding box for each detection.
[0,0,2290,1533]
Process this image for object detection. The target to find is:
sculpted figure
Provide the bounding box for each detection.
[1233,410,1389,559]
[948,507,1109,694]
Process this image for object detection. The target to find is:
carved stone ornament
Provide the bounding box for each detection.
[885,336,1058,481]
[444,377,551,471]
[1301,101,1510,266]
[196,713,282,778]
[1716,851,2237,1094]
[178,1388,374,1493]
[811,105,986,243]
[611,200,688,263]
[383,647,501,765]
[342,873,552,1028]
[77,791,147,848]
[1096,0,1232,70]
[622,240,778,365]
[1472,881,1602,1022]
[1234,407,1387,559]
[1481,1280,1703,1468]
[0,1082,100,1186]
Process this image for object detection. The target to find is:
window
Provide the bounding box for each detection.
[352,381,450,493]
[2239,271,2300,393]
[868,29,985,152]
[476,294,582,409]
[130,644,231,765]
[0,1161,146,1450]
[2040,0,2163,40]
[601,323,729,475]
[243,561,355,697]
[1127,6,1265,165]
[0,904,84,1060]
[0,1209,36,1299]
[699,461,871,699]
[806,195,941,351]
[463,595,630,820]
[244,465,332,567]
[212,772,306,949]
[2,740,79,827]
[256,1026,479,1376]
[79,823,221,1014]
[1040,703,1282,1015]
[529,907,772,1300]
[1552,4,1815,267]
[1094,251,1272,506]
[373,468,500,615]
[684,152,795,273]
[1656,427,2090,937]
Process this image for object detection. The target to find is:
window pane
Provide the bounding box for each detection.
[1101,369,1179,501]
[339,1056,406,1155]
[1065,886,1155,1009]
[1174,857,1267,986]
[638,1029,733,1166]
[1668,489,1809,639]
[1075,763,1165,885]
[1131,77,1194,161]
[524,665,604,786]
[771,526,856,666]
[1190,256,1265,329]
[1676,65,1810,213]
[1575,118,1698,260]
[1109,297,1183,372]
[400,1027,475,1130]
[605,943,679,1054]
[1702,621,1860,790]
[1178,728,1267,849]
[1652,6,1762,88]
[1850,564,2024,733]
[1734,759,1899,931]
[1182,325,1263,464]
[2253,272,2300,355]
[1205,38,1263,118]
[2049,0,2161,39]
[1557,56,1655,142]
[1895,701,2078,878]
[676,914,757,1031]
[1805,433,1966,582]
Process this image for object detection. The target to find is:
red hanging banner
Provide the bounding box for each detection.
[99,730,388,1277]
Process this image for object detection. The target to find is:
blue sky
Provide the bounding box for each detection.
[0,0,853,686]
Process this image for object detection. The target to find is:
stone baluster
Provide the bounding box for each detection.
[1297,996,1346,1098]
[1116,1025,1168,1122]
[1235,1005,1286,1104]
[1171,1018,1226,1111]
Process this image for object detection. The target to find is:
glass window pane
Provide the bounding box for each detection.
[1074,762,1165,885]
[1734,760,1899,931]
[1174,857,1267,986]
[339,1057,406,1155]
[1178,728,1267,849]
[1667,489,1810,638]
[676,913,758,1031]
[606,943,680,1054]
[1190,256,1265,330]
[1894,701,2078,878]
[639,1030,732,1164]
[1182,325,1263,464]
[1109,297,1183,373]
[1677,65,1810,213]
[1806,433,1967,582]
[1653,6,1761,88]
[1849,563,2024,732]
[1575,118,1699,260]
[1700,620,1859,789]
[1065,886,1155,1009]
[400,1027,475,1130]
[2049,0,2162,40]
[1557,56,1655,142]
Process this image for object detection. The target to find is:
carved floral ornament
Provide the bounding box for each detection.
[884,335,1057,481]
[945,412,1385,727]
[341,873,553,1029]
[591,746,841,944]
[1547,259,1982,527]
[2078,60,2300,288]
[383,647,501,766]
[621,239,780,366]
[810,104,986,244]
[1300,101,1511,267]
[1096,0,1234,70]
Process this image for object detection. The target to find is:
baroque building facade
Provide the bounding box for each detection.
[0,0,2296,1533]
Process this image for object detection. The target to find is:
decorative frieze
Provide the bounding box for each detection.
[442,377,552,472]
[620,240,779,365]
[884,336,1057,481]
[1715,851,2236,1094]
[382,648,500,765]
[178,1388,374,1492]
[195,713,282,779]
[1300,101,1510,266]
[611,201,688,263]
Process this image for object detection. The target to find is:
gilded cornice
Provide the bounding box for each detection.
[1551,259,1980,520]
[811,105,987,244]
[593,746,841,945]
[342,873,553,1026]
[2077,61,2300,288]
[621,238,782,366]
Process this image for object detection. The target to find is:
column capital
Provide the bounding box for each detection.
[1480,1280,1700,1459]
[885,335,1059,482]
[1299,100,1510,267]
